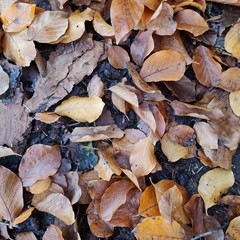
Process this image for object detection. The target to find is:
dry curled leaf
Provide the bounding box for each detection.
[140,50,186,82]
[43,224,64,240]
[19,144,62,187]
[55,96,105,123]
[226,216,240,239]
[229,90,240,117]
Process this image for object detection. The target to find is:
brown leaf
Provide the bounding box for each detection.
[34,112,60,124]
[0,166,23,222]
[55,96,105,123]
[1,2,36,32]
[19,144,62,187]
[110,0,144,43]
[27,177,52,194]
[130,30,154,66]
[151,104,166,137]
[25,35,104,112]
[108,45,130,69]
[66,171,82,204]
[69,124,124,142]
[16,232,37,240]
[34,193,75,225]
[87,75,104,98]
[133,216,186,240]
[203,215,224,240]
[142,0,161,10]
[111,92,128,115]
[146,2,176,36]
[99,179,135,221]
[226,216,240,239]
[198,168,234,210]
[43,224,64,240]
[28,11,68,43]
[229,90,240,117]
[140,50,186,82]
[192,46,222,87]
[175,9,209,36]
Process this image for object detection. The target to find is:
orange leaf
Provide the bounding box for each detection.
[110,0,144,43]
[34,112,60,124]
[140,50,186,82]
[175,9,209,36]
[1,3,36,32]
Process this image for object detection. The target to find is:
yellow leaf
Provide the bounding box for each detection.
[133,216,186,240]
[198,168,234,210]
[229,90,240,117]
[226,216,240,239]
[55,96,105,123]
[12,207,34,226]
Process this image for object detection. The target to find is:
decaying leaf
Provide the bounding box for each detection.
[19,144,62,187]
[1,2,36,32]
[2,29,36,66]
[0,166,23,223]
[229,90,240,117]
[198,168,234,210]
[69,124,124,142]
[34,193,75,225]
[28,11,68,43]
[133,216,186,240]
[0,65,9,95]
[226,216,240,239]
[43,224,64,240]
[175,9,209,36]
[55,96,105,123]
[140,50,186,82]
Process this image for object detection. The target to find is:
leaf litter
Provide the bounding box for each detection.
[0,0,239,239]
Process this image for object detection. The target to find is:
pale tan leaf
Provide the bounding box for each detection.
[140,50,186,82]
[129,137,157,177]
[2,29,36,66]
[60,8,94,43]
[175,9,209,36]
[34,112,60,124]
[193,122,218,149]
[229,90,240,117]
[43,224,64,240]
[0,146,19,157]
[19,144,62,187]
[0,0,17,14]
[34,193,75,225]
[111,92,128,114]
[110,0,144,43]
[121,168,141,190]
[198,168,234,210]
[12,207,34,226]
[0,65,9,95]
[87,75,104,98]
[55,96,105,123]
[133,216,186,240]
[28,11,68,43]
[27,177,52,194]
[99,179,135,221]
[108,45,130,69]
[57,0,68,9]
[16,232,37,240]
[0,166,23,222]
[226,216,240,239]
[69,124,124,142]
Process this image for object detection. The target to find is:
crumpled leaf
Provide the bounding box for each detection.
[110,0,144,43]
[129,137,158,177]
[140,50,186,82]
[0,65,9,95]
[69,124,124,142]
[229,90,240,117]
[198,168,234,210]
[28,11,68,43]
[43,224,64,240]
[0,166,23,223]
[175,9,209,36]
[133,216,186,240]
[34,193,75,225]
[226,216,240,239]
[1,2,36,32]
[19,144,62,187]
[2,29,36,66]
[55,96,105,123]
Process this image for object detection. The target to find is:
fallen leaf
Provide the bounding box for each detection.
[34,112,61,124]
[193,122,218,149]
[28,11,68,43]
[192,46,222,87]
[110,0,144,43]
[2,29,36,66]
[15,232,37,240]
[146,2,176,36]
[151,104,166,137]
[99,179,135,221]
[198,168,234,210]
[93,11,115,37]
[1,2,36,32]
[0,0,17,14]
[140,50,186,82]
[111,92,128,115]
[224,20,240,61]
[173,0,206,12]
[133,216,186,240]
[19,144,62,187]
[203,215,224,240]
[121,168,141,190]
[34,193,75,225]
[27,177,52,194]
[226,216,240,239]
[87,75,104,98]
[129,137,157,177]
[55,96,105,123]
[142,0,161,10]
[0,166,23,222]
[0,146,18,157]
[229,90,240,117]
[66,171,82,204]
[218,67,240,92]
[60,8,94,43]
[175,9,209,36]
[43,224,64,240]
[130,30,154,66]
[0,65,9,95]
[69,124,124,142]
[12,207,34,226]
